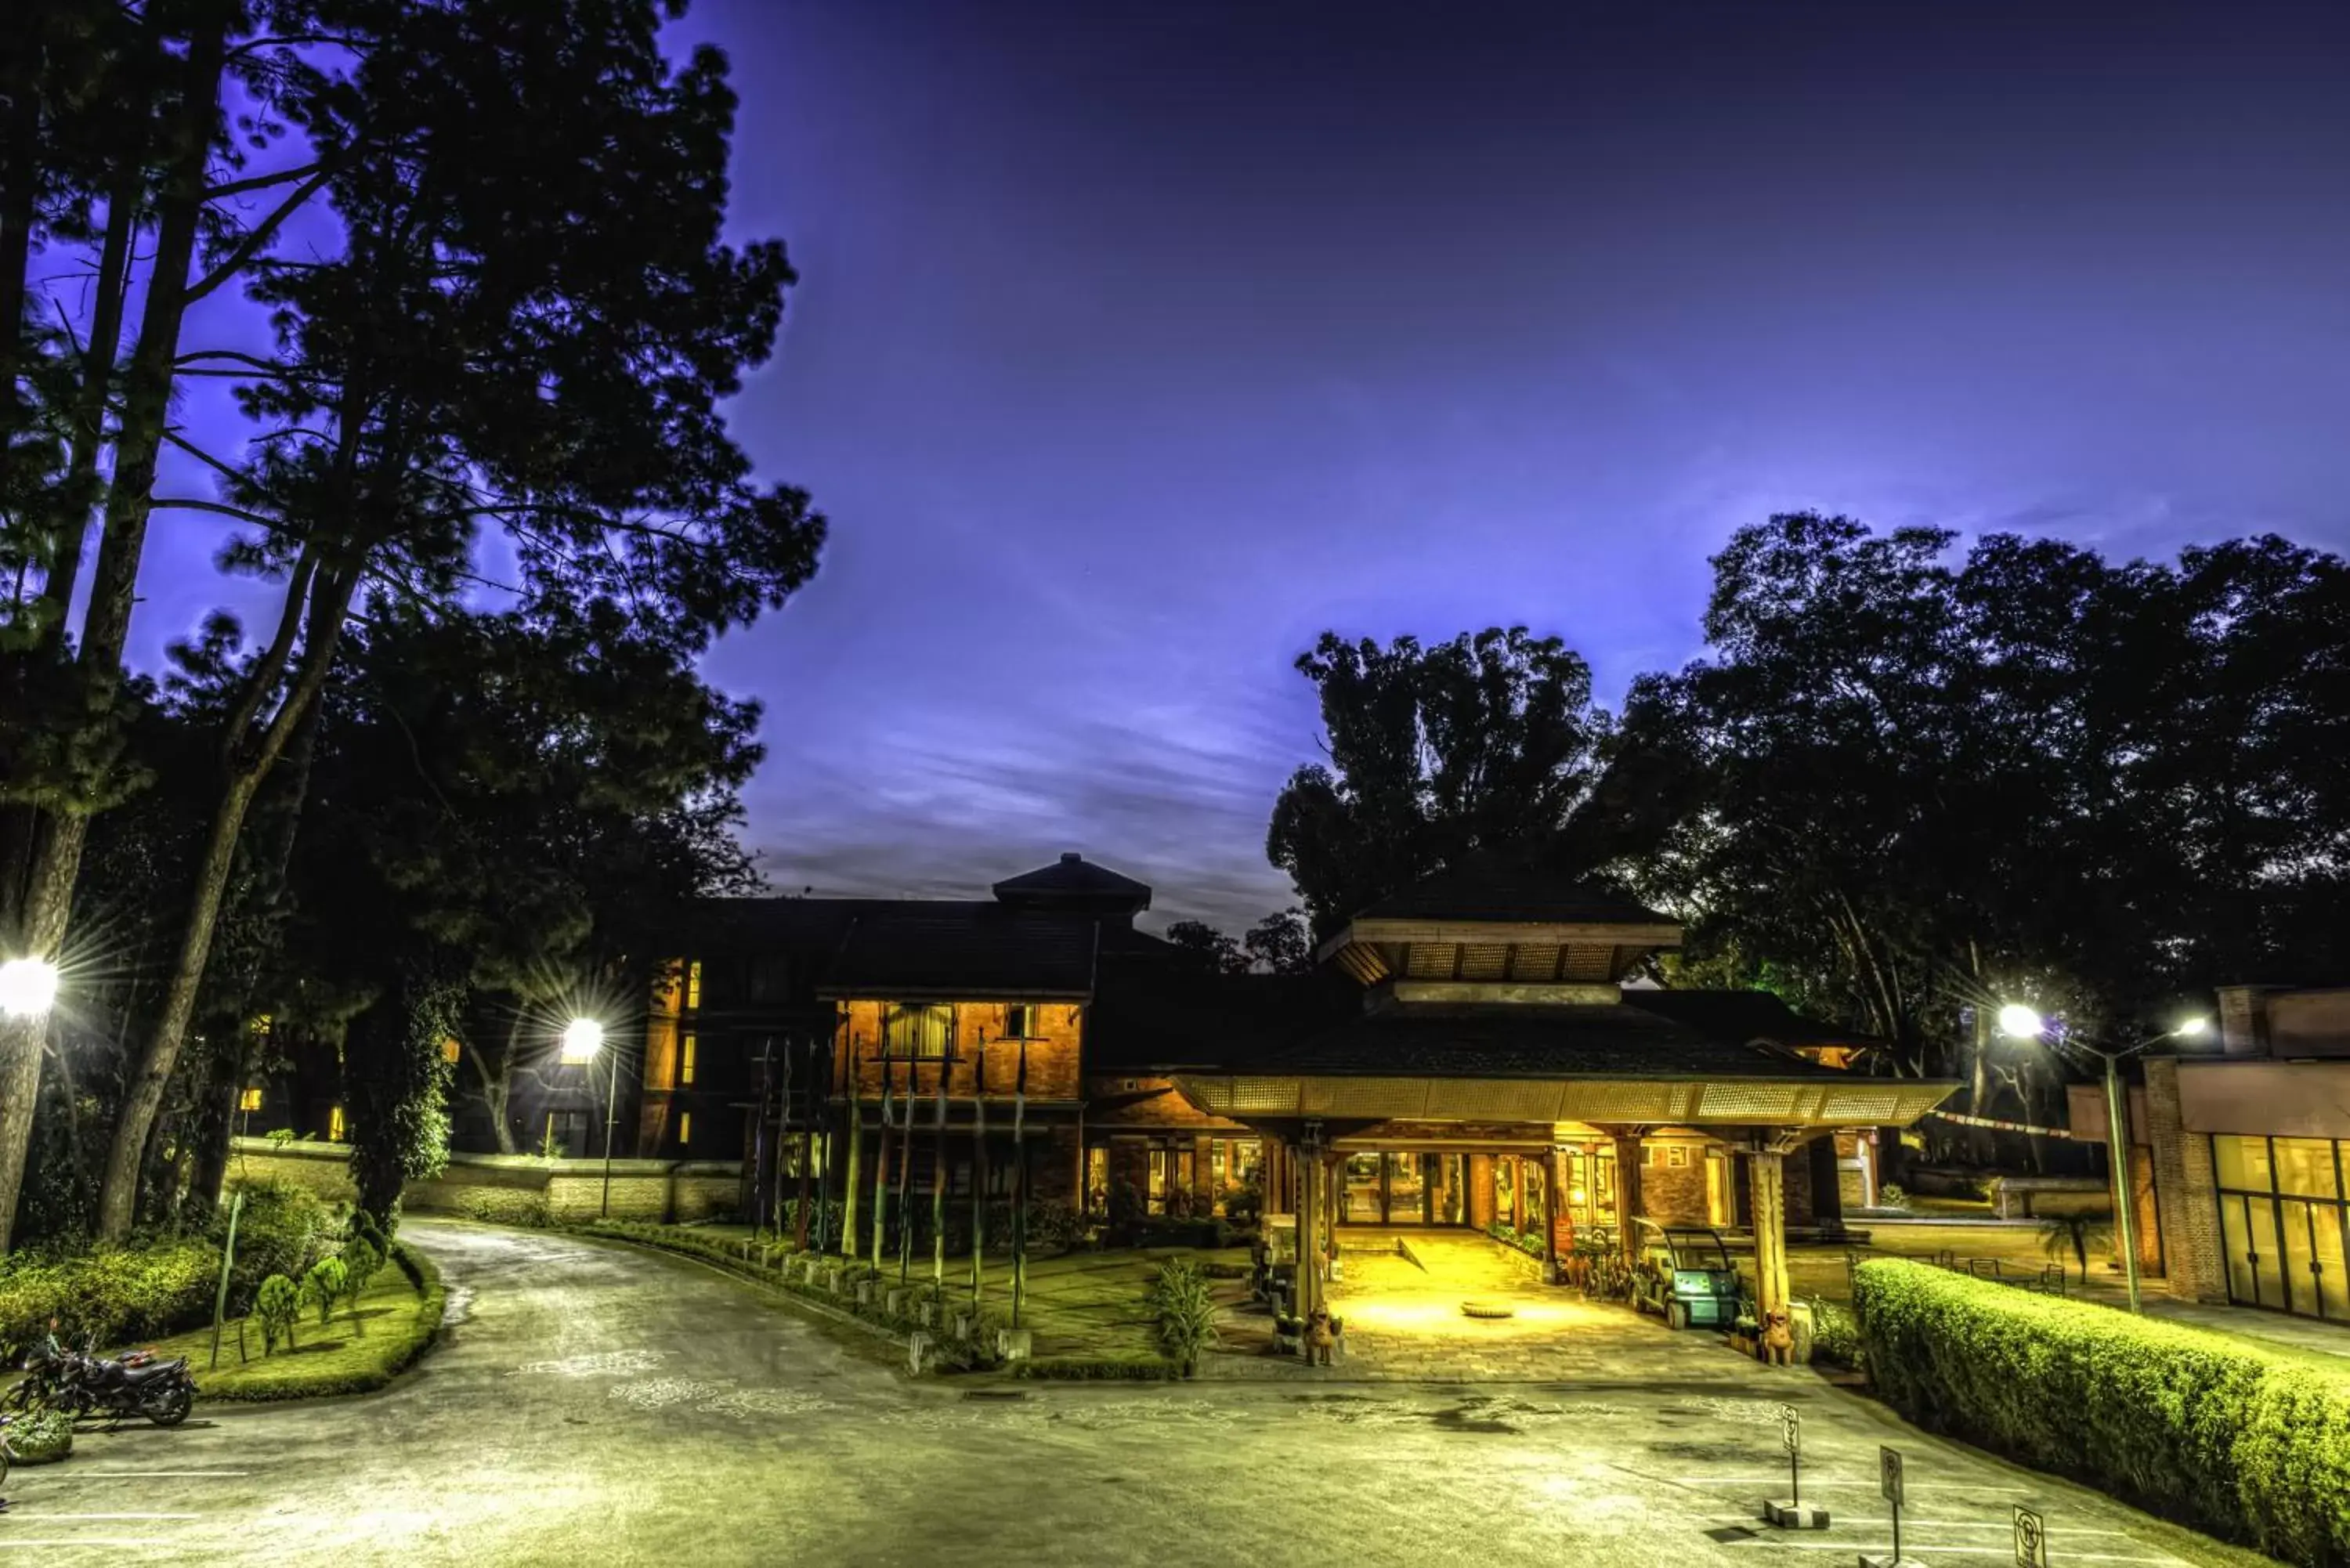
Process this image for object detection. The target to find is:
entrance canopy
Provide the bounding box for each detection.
[1172,1000,1954,1133]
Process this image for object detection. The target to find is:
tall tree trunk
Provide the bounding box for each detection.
[465,1018,523,1156]
[0,16,228,1254]
[36,164,142,632]
[95,565,359,1238]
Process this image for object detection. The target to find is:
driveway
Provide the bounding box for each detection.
[0,1219,2261,1567]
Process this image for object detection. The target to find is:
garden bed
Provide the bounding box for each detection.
[123,1241,445,1403]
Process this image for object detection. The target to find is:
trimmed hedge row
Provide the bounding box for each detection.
[1854,1257,2350,1567]
[569,1220,1010,1369]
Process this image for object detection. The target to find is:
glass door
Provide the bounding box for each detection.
[1385,1153,1427,1223]
[1344,1152,1383,1223]
[2278,1199,2350,1320]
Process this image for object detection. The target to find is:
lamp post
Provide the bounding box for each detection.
[561,1018,618,1218]
[0,957,60,1020]
[1996,1004,2209,1313]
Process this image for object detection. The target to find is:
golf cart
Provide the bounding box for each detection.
[1630,1219,1741,1330]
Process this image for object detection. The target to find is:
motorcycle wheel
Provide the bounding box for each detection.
[146,1384,193,1427]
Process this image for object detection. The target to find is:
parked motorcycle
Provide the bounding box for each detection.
[13,1331,195,1426]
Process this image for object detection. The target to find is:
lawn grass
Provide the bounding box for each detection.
[125,1245,446,1403]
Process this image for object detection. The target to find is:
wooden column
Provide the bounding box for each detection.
[1752,1147,1791,1324]
[1544,1146,1566,1284]
[1612,1131,1645,1270]
[1296,1143,1320,1319]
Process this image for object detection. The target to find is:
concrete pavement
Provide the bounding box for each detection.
[0,1219,2269,1568]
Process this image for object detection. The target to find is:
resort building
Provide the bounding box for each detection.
[635,850,1955,1325]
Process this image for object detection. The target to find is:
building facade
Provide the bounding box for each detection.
[2073,984,2350,1322]
[636,850,1954,1326]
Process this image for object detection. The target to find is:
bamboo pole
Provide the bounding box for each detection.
[971,1030,989,1306]
[837,1028,859,1258]
[1010,1035,1029,1329]
[793,1035,815,1252]
[930,1010,952,1288]
[871,1037,894,1270]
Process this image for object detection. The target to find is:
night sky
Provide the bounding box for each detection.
[142,0,2350,930]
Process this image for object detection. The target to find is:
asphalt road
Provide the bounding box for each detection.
[0,1219,2261,1568]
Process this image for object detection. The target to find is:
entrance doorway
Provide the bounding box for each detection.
[1340,1151,1467,1226]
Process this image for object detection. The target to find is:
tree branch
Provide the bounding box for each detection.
[203,161,324,202]
[183,168,334,307]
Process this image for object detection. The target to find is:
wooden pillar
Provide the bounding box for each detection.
[1296,1142,1321,1319]
[1612,1131,1645,1270]
[1543,1146,1566,1284]
[1752,1147,1790,1323]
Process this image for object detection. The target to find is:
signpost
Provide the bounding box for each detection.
[1857,1447,1915,1568]
[2014,1507,2047,1568]
[1762,1403,1829,1528]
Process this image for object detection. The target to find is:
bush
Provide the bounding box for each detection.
[5,1407,74,1464]
[304,1257,349,1324]
[1875,1183,1911,1212]
[389,1240,428,1295]
[0,1238,220,1361]
[1016,1353,1177,1381]
[1150,1259,1219,1377]
[221,1180,337,1315]
[1807,1295,1860,1368]
[255,1274,302,1353]
[1854,1257,2350,1566]
[1222,1185,1264,1228]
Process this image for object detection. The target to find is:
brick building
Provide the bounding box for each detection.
[628,849,1951,1327]
[2070,985,2350,1321]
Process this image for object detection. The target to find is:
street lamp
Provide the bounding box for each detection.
[559,1017,620,1217]
[1998,1005,2211,1313]
[0,957,60,1020]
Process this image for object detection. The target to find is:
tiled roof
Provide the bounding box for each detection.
[1264,1002,1857,1080]
[1085,957,1352,1071]
[991,852,1153,913]
[820,904,1108,997]
[1619,988,1871,1048]
[1351,849,1673,926]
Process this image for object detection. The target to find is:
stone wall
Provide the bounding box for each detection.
[226,1138,743,1225]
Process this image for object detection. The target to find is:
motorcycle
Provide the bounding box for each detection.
[13,1331,195,1427]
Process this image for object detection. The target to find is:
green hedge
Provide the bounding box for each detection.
[569,1220,1007,1370]
[1854,1257,2350,1566]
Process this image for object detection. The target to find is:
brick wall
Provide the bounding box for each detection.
[837,999,1083,1104]
[2144,1058,2228,1302]
[1639,1140,1712,1223]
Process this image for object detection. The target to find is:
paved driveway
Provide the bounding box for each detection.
[0,1219,2261,1568]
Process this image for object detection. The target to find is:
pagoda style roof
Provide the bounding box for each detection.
[991,851,1153,915]
[1266,1003,1851,1080]
[818,905,1111,999]
[1619,988,1875,1050]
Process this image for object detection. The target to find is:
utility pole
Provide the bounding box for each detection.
[2099,1047,2144,1313]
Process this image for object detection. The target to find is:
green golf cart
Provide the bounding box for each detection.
[1630,1219,1742,1330]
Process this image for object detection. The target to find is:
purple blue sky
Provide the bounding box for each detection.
[141,0,2350,930]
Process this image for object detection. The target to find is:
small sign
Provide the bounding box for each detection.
[1779,1404,1801,1454]
[2014,1506,2048,1568]
[1879,1446,1905,1506]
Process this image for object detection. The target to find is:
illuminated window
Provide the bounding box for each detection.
[1668,1144,1689,1168]
[679,1111,692,1147]
[328,1105,346,1142]
[883,1003,952,1058]
[685,959,703,1010]
[238,1087,264,1112]
[680,1034,697,1086]
[1640,1143,1656,1165]
[1085,1146,1108,1209]
[1003,1003,1035,1039]
[441,1037,461,1064]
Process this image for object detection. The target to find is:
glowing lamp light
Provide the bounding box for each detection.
[0,957,60,1020]
[2173,1016,2213,1039]
[1995,1003,2045,1041]
[560,1017,604,1064]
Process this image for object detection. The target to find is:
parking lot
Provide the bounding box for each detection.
[0,1219,2265,1567]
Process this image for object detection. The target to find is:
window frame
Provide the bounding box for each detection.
[883,1003,953,1059]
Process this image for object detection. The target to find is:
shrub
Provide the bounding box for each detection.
[6,1407,75,1464]
[1854,1257,2350,1566]
[1875,1183,1910,1212]
[388,1241,428,1295]
[1221,1185,1264,1228]
[304,1257,349,1324]
[221,1180,336,1314]
[0,1238,220,1360]
[1150,1259,1219,1377]
[255,1274,302,1353]
[1807,1295,1861,1369]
